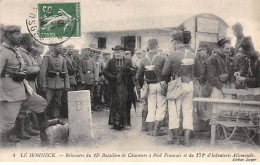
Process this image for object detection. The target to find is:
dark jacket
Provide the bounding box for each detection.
[242,52,260,88]
[207,52,231,90]
[137,51,166,87]
[162,46,202,82]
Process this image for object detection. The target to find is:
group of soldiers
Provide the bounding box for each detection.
[132,23,260,147]
[0,21,259,148]
[0,24,112,147]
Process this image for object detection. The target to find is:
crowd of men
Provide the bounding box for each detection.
[0,24,112,147]
[0,22,259,148]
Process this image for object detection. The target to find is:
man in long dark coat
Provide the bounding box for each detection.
[103,45,136,130]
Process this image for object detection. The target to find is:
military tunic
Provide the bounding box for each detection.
[0,43,46,133]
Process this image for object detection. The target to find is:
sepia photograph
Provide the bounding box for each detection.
[0,0,260,162]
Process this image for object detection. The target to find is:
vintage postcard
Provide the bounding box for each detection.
[0,0,260,162]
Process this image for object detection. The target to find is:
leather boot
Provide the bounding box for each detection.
[15,116,31,140]
[36,111,50,146]
[184,129,192,146]
[146,122,155,135]
[36,111,65,146]
[29,112,39,130]
[141,110,148,132]
[24,114,40,136]
[151,121,165,136]
[167,129,181,144]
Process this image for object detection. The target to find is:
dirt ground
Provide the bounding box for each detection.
[9,100,257,154]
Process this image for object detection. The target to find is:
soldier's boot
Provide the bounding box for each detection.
[150,121,166,136]
[0,130,20,147]
[24,114,40,136]
[141,110,148,132]
[15,116,31,140]
[36,112,66,147]
[146,122,155,135]
[183,129,192,146]
[29,112,39,130]
[167,129,181,144]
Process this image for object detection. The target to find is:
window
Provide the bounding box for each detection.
[98,37,106,49]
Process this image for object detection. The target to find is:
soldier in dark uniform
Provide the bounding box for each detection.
[93,50,106,110]
[40,44,70,119]
[235,37,260,91]
[78,48,98,110]
[0,25,62,147]
[103,45,136,129]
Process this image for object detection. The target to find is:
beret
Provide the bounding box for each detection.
[171,31,183,42]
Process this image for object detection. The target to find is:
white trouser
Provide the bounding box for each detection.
[168,81,194,130]
[146,82,167,122]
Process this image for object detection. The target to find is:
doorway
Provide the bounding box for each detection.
[121,36,136,56]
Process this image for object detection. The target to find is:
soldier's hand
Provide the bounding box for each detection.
[236,76,245,83]
[64,88,70,92]
[94,81,98,86]
[81,80,85,84]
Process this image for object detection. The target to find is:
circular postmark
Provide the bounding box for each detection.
[26,1,81,45]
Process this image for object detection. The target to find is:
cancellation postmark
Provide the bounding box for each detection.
[26,1,81,45]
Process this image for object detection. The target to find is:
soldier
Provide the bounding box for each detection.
[72,49,80,90]
[234,37,260,90]
[78,48,98,110]
[0,25,62,147]
[93,51,106,110]
[162,31,202,146]
[101,51,111,107]
[40,44,70,119]
[137,39,167,135]
[13,33,41,140]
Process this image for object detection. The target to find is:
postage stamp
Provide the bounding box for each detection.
[26,1,81,45]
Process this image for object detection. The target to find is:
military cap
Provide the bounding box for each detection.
[217,38,230,47]
[21,33,33,45]
[171,31,183,42]
[182,31,191,44]
[112,45,126,51]
[2,25,21,32]
[148,39,159,50]
[66,45,74,49]
[197,44,210,51]
[240,36,255,51]
[102,51,111,56]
